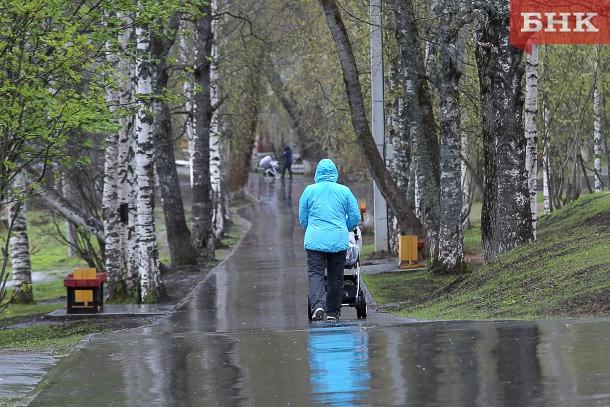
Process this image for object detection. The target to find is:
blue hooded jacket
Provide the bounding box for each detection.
[299,159,361,253]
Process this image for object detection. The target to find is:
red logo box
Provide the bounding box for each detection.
[510,0,610,52]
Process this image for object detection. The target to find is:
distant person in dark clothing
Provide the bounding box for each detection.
[282,145,293,179]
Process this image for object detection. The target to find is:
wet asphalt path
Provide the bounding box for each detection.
[29,176,610,406]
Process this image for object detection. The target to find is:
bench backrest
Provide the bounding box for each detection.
[74,268,97,280]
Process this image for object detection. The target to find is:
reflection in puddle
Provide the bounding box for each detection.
[308,325,371,405]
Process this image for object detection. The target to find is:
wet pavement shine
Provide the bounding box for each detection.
[27,176,610,406]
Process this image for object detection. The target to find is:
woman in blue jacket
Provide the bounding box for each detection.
[299,159,361,321]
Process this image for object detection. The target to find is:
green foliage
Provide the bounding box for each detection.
[0,0,204,309]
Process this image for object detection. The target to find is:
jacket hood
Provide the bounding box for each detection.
[314,159,338,183]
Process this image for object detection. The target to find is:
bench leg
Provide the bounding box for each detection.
[66,288,75,314]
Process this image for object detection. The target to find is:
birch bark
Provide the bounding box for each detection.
[191,2,215,259]
[388,0,440,244]
[593,45,603,192]
[134,24,163,301]
[209,0,228,240]
[434,0,464,272]
[525,45,539,238]
[386,55,411,254]
[103,13,136,300]
[9,173,33,304]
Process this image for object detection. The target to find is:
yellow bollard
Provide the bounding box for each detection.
[398,235,425,269]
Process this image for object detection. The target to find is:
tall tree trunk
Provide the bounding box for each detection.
[209,0,229,241]
[135,23,164,302]
[593,45,603,192]
[103,14,135,300]
[9,173,33,304]
[150,16,199,268]
[541,48,552,216]
[386,52,411,254]
[433,0,464,273]
[475,2,533,262]
[388,0,440,246]
[192,2,215,259]
[525,45,539,238]
[318,0,421,235]
[179,27,196,187]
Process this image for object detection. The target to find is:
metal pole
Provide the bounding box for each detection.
[370,0,388,252]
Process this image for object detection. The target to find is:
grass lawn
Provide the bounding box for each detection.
[362,192,610,320]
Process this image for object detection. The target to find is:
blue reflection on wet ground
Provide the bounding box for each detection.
[309,323,371,406]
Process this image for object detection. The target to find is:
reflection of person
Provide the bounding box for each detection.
[299,159,361,321]
[282,145,293,179]
[308,328,370,403]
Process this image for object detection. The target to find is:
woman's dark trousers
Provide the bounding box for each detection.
[306,249,347,318]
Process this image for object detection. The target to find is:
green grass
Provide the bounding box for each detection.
[362,269,456,305]
[1,279,66,321]
[0,322,113,353]
[366,192,610,321]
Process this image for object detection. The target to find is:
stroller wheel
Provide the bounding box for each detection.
[356,290,367,319]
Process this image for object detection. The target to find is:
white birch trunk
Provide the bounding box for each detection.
[103,12,138,300]
[179,26,196,187]
[460,131,473,227]
[525,45,539,239]
[9,172,33,303]
[542,103,551,216]
[594,45,603,192]
[209,0,225,239]
[134,24,163,302]
[191,2,216,259]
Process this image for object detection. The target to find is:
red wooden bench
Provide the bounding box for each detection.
[64,269,107,314]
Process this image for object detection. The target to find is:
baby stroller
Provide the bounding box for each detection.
[264,160,280,178]
[259,155,280,179]
[307,226,367,320]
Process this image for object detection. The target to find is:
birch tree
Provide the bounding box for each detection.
[525,45,539,238]
[475,2,533,262]
[0,0,116,306]
[387,0,440,243]
[593,45,603,193]
[8,173,33,304]
[103,12,138,300]
[134,22,164,302]
[191,1,215,259]
[208,0,229,241]
[434,0,464,273]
